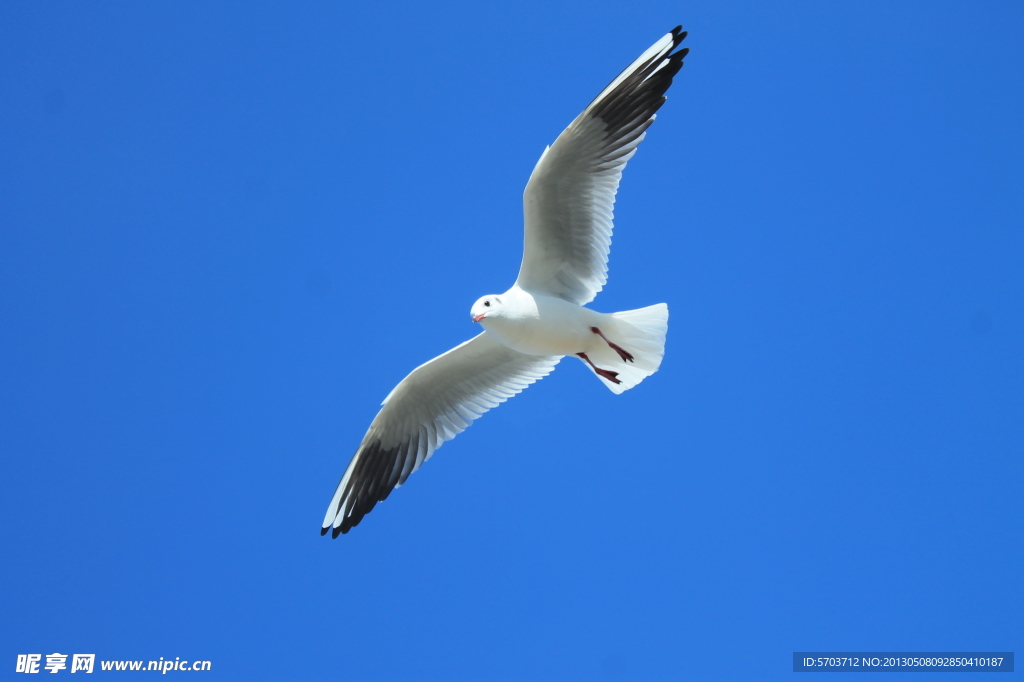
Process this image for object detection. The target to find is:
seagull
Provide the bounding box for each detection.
[322,26,689,536]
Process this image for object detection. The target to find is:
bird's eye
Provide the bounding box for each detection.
[484,301,490,307]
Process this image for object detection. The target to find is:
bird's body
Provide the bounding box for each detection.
[472,286,669,394]
[322,26,689,536]
[475,286,597,357]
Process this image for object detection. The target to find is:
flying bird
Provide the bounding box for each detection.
[323,26,689,536]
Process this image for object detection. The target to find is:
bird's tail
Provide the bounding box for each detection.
[586,303,669,394]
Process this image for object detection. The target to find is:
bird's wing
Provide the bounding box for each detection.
[322,332,561,536]
[515,26,688,305]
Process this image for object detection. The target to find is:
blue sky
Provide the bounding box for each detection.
[2,1,1022,679]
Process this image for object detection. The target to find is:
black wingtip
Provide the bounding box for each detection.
[331,526,343,539]
[670,27,688,63]
[320,525,329,536]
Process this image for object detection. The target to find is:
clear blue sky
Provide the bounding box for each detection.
[2,1,1022,679]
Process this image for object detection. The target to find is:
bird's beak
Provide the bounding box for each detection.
[472,314,486,323]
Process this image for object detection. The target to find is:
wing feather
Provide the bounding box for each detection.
[516,27,689,305]
[322,332,561,535]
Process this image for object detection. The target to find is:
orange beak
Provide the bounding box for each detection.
[472,314,486,323]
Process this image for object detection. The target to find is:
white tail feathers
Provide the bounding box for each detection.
[584,303,669,394]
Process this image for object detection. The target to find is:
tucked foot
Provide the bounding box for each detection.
[591,326,634,362]
[576,352,621,384]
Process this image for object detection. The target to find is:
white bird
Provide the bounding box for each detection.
[323,26,689,536]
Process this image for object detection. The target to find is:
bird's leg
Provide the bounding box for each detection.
[590,327,634,363]
[576,352,621,384]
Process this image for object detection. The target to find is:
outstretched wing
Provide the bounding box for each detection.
[516,26,688,305]
[322,332,561,536]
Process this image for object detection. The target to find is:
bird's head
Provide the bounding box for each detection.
[470,295,503,324]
